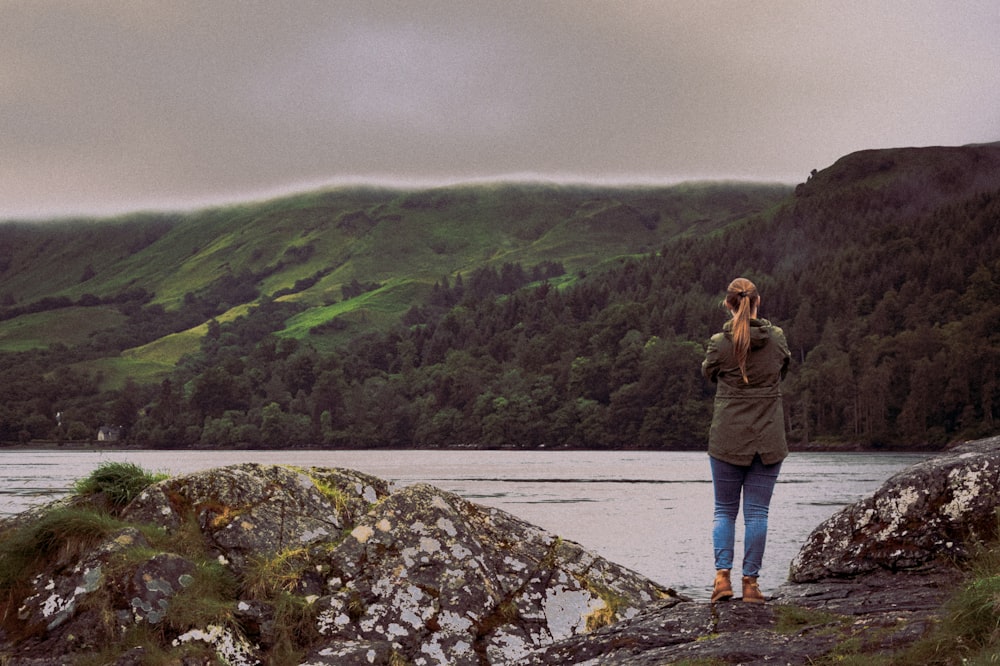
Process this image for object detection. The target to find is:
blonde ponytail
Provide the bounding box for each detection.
[724,278,760,383]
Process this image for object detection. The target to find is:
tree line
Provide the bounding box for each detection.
[2,158,999,450]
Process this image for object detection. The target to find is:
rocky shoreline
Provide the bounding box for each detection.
[2,436,997,665]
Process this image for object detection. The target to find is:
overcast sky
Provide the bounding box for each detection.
[2,1,998,220]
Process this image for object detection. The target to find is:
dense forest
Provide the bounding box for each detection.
[2,144,999,450]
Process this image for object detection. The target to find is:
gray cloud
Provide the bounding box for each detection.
[1,0,998,219]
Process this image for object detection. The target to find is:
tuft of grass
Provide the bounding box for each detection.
[74,462,168,512]
[387,650,413,666]
[164,560,238,634]
[0,506,125,581]
[74,623,222,666]
[891,535,1000,665]
[947,573,1000,640]
[773,604,848,635]
[238,546,327,664]
[241,547,312,599]
[934,571,1000,663]
[1,465,161,627]
[804,537,1000,666]
[145,508,213,560]
[32,506,127,559]
[308,476,351,518]
[266,592,323,666]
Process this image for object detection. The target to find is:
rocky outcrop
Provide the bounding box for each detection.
[2,438,997,665]
[790,436,1000,582]
[516,438,1000,664]
[301,482,674,665]
[514,570,958,665]
[0,462,675,666]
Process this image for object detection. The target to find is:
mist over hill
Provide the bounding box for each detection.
[1,142,998,449]
[0,182,788,376]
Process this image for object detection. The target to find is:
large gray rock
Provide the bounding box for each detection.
[303,483,676,666]
[516,581,951,666]
[790,436,1000,582]
[1,463,674,666]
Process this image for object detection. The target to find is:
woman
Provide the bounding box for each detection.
[701,277,790,603]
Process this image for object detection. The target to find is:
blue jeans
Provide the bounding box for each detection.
[710,454,782,577]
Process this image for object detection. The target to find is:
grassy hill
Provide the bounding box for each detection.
[3,142,999,450]
[0,181,790,384]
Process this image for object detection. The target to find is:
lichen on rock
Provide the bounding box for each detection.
[1,463,673,666]
[790,436,1000,582]
[305,482,674,665]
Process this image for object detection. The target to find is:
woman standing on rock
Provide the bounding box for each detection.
[701,277,791,603]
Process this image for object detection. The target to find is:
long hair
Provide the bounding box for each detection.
[724,278,760,383]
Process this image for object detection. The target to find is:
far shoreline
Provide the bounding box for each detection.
[0,440,948,454]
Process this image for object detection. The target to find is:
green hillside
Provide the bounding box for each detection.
[0,182,789,373]
[2,142,999,450]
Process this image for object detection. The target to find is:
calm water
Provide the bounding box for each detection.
[0,449,927,600]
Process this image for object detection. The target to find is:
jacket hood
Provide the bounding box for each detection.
[722,318,773,350]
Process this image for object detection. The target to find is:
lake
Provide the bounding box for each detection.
[0,448,928,600]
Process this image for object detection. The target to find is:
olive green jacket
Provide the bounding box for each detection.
[702,318,791,466]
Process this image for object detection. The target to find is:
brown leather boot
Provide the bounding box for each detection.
[742,576,765,603]
[711,569,733,602]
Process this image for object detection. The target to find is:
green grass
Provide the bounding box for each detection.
[80,302,259,390]
[0,505,129,642]
[773,603,848,635]
[163,559,239,632]
[306,475,352,518]
[241,547,312,599]
[73,461,168,511]
[0,507,124,584]
[73,354,177,391]
[931,545,1000,663]
[277,278,430,351]
[0,307,127,352]
[0,215,174,305]
[1,463,166,617]
[797,537,1000,665]
[263,591,323,666]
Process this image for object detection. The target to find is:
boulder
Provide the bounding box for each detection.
[790,435,1000,582]
[1,463,674,666]
[303,483,677,665]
